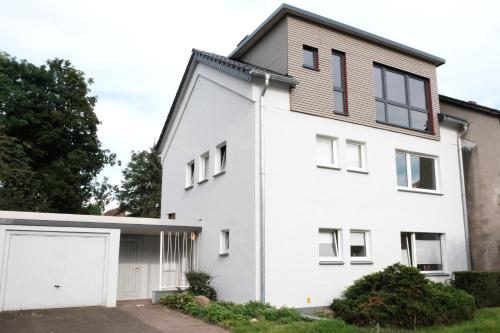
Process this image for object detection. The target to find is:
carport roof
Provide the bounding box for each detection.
[0,211,201,234]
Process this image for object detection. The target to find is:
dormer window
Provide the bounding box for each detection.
[303,45,318,70]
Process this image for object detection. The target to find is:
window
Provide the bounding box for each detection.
[220,230,229,255]
[319,229,342,262]
[303,45,318,70]
[185,160,195,188]
[350,230,370,260]
[396,151,438,191]
[373,65,431,132]
[199,152,209,182]
[215,142,227,175]
[401,233,444,272]
[316,135,338,168]
[332,51,347,114]
[346,140,366,171]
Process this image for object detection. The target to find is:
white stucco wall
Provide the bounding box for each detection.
[263,106,468,309]
[160,63,260,302]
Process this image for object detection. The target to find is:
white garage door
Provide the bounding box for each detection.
[1,230,109,311]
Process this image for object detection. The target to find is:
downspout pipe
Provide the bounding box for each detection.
[457,122,471,270]
[259,74,270,303]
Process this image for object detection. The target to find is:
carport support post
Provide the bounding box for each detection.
[159,230,164,290]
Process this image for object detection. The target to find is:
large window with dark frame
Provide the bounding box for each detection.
[373,65,431,132]
[332,51,347,114]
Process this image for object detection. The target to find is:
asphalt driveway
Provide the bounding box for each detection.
[0,300,227,333]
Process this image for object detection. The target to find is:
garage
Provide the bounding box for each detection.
[0,225,120,311]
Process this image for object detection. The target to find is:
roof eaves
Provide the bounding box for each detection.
[230,3,445,66]
[439,95,500,117]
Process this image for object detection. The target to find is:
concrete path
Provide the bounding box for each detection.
[0,300,227,333]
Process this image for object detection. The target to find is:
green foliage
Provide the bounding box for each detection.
[454,271,500,308]
[116,148,161,217]
[160,292,302,326]
[185,271,217,300]
[0,52,115,213]
[330,264,475,328]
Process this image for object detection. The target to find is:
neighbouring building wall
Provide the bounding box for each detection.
[286,16,441,141]
[440,101,500,270]
[240,18,288,75]
[159,63,258,303]
[263,106,468,309]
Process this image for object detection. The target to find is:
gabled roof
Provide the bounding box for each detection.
[155,49,297,152]
[439,95,500,117]
[229,3,446,66]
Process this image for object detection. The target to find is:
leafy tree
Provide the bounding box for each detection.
[116,148,161,217]
[84,177,118,215]
[0,52,115,213]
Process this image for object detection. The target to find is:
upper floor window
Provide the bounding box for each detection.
[215,142,227,175]
[396,151,438,192]
[303,45,318,70]
[374,65,431,132]
[346,140,366,172]
[316,135,338,169]
[199,152,209,183]
[220,229,230,255]
[185,160,195,189]
[401,232,444,272]
[332,51,347,114]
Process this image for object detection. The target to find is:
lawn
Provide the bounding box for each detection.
[227,307,500,333]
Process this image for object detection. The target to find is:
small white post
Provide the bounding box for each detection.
[159,230,164,290]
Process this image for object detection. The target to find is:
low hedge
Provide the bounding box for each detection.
[331,264,475,328]
[454,271,500,308]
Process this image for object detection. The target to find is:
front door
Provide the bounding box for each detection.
[117,238,142,300]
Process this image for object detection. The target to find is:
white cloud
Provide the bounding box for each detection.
[1,0,499,190]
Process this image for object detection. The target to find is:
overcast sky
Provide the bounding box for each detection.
[1,0,499,204]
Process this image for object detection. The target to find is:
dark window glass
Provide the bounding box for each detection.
[385,70,406,103]
[332,54,343,88]
[303,46,317,69]
[387,104,409,127]
[411,110,429,131]
[410,155,436,190]
[409,78,427,109]
[376,101,386,122]
[333,90,345,113]
[396,153,408,187]
[373,67,383,98]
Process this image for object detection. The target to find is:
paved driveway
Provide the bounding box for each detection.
[0,300,227,333]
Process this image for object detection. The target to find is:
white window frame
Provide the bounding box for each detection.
[316,135,339,170]
[198,151,209,183]
[185,160,195,189]
[318,229,343,264]
[345,140,367,173]
[401,232,446,274]
[215,142,227,176]
[349,230,371,263]
[219,229,229,255]
[396,150,440,194]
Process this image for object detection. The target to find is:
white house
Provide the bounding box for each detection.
[156,4,470,311]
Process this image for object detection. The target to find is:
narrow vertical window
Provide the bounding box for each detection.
[185,160,195,189]
[303,45,318,70]
[332,51,347,114]
[346,140,366,171]
[215,142,227,176]
[319,229,342,262]
[316,135,338,168]
[220,230,230,255]
[199,152,209,182]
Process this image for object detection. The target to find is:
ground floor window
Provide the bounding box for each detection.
[350,230,370,261]
[401,232,444,272]
[319,229,341,262]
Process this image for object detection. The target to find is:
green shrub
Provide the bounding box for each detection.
[160,292,197,311]
[331,263,475,328]
[454,271,500,308]
[185,271,217,300]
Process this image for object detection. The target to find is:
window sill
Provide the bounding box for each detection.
[333,111,348,116]
[197,178,208,185]
[397,188,443,196]
[184,184,194,191]
[219,252,229,257]
[375,120,433,135]
[350,260,373,265]
[319,260,344,265]
[347,168,369,174]
[213,170,226,178]
[423,272,449,277]
[303,65,319,71]
[317,164,341,171]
